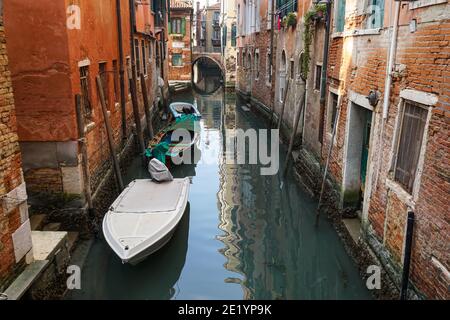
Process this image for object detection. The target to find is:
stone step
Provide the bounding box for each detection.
[67,232,79,253]
[2,260,49,300]
[30,214,47,231]
[343,218,362,245]
[42,223,62,232]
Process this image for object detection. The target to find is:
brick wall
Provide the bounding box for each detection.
[0,13,30,290]
[322,3,450,299]
[168,10,193,82]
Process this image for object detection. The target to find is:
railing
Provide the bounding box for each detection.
[276,0,298,18]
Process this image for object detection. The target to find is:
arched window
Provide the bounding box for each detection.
[254,51,260,80]
[247,52,252,70]
[279,50,287,102]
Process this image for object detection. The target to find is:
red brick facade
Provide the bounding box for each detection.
[168,2,193,82]
[0,12,31,290]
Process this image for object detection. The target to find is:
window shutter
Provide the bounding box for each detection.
[168,19,172,34]
[181,18,186,36]
[394,102,428,193]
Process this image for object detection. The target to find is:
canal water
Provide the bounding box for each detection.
[67,86,372,300]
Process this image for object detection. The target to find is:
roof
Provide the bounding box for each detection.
[170,0,193,9]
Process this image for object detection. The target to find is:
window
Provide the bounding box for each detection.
[142,40,147,76]
[231,24,237,47]
[112,60,119,103]
[393,101,428,193]
[328,92,339,132]
[237,5,241,35]
[213,29,220,40]
[266,49,271,84]
[149,41,152,59]
[290,60,295,79]
[335,0,346,32]
[79,66,92,119]
[254,51,260,80]
[171,18,182,34]
[315,64,322,91]
[134,39,140,77]
[279,51,286,102]
[297,52,305,81]
[172,53,183,66]
[247,52,252,70]
[99,62,109,106]
[213,12,220,24]
[366,0,384,29]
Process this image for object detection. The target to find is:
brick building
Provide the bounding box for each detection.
[220,0,238,88]
[236,0,450,299]
[236,0,275,115]
[196,2,222,53]
[321,0,450,299]
[0,4,33,292]
[3,0,169,223]
[168,0,194,82]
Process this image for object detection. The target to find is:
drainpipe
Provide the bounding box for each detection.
[269,0,276,85]
[116,0,127,140]
[383,1,401,119]
[374,1,401,187]
[318,0,332,144]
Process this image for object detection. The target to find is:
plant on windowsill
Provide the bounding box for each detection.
[301,3,328,80]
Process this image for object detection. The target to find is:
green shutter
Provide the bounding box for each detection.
[181,18,186,35]
[168,19,172,34]
[336,0,346,33]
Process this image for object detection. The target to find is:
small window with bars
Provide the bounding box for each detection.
[328,92,339,133]
[79,66,92,119]
[393,100,428,193]
[99,62,109,107]
[315,64,322,91]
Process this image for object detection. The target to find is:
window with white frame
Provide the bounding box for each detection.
[266,49,271,85]
[392,100,429,193]
[327,92,339,133]
[254,51,260,80]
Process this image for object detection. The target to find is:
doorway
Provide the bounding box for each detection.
[342,102,373,208]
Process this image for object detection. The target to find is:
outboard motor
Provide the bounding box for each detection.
[148,158,173,182]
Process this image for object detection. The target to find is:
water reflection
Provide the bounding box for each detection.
[67,85,371,300]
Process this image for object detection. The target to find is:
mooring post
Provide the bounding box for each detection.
[400,211,415,300]
[277,78,291,131]
[316,104,341,227]
[96,76,125,192]
[75,94,95,218]
[140,73,154,140]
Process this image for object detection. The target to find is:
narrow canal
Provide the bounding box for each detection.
[67,86,372,300]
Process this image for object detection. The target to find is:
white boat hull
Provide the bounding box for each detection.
[103,178,190,265]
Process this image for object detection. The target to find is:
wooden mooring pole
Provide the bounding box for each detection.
[277,78,291,131]
[140,73,154,140]
[75,94,94,218]
[282,82,306,179]
[96,76,124,192]
[315,105,341,227]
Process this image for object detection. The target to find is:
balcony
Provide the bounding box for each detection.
[211,39,221,47]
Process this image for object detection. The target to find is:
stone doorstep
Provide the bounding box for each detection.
[3,260,49,300]
[343,218,362,245]
[31,231,68,261]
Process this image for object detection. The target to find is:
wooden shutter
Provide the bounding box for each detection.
[394,101,428,193]
[336,0,346,32]
[181,18,186,36]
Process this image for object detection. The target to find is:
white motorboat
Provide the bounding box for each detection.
[103,178,190,265]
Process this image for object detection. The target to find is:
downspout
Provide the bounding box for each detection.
[116,0,127,140]
[269,0,276,85]
[374,1,400,187]
[383,0,401,119]
[318,0,332,144]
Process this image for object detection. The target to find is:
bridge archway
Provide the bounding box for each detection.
[191,53,224,95]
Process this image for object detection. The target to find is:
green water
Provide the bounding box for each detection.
[67,88,372,300]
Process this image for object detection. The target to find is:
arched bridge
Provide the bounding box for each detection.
[192,52,224,73]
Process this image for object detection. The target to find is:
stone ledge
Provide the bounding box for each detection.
[3,260,49,300]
